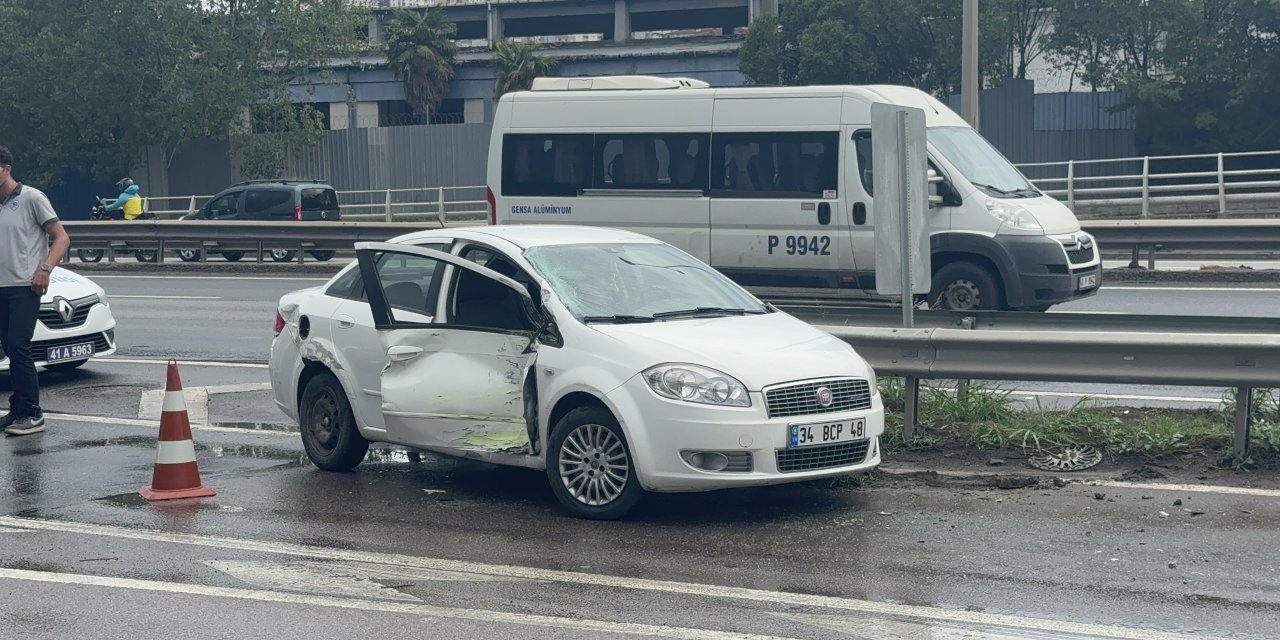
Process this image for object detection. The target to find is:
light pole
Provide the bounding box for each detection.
[961,0,979,131]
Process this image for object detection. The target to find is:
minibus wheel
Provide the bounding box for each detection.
[931,261,1004,311]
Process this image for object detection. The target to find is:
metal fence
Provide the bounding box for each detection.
[1014,149,1280,218]
[127,186,489,223]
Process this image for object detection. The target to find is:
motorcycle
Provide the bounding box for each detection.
[78,197,158,263]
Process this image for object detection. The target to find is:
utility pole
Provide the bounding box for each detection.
[961,0,980,131]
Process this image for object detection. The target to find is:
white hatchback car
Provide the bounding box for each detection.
[0,268,117,373]
[269,226,884,519]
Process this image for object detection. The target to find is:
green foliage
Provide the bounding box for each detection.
[494,41,559,98]
[0,0,368,185]
[385,7,459,120]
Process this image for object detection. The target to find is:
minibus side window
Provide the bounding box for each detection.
[502,134,594,196]
[710,132,838,199]
[854,130,874,196]
[593,134,710,192]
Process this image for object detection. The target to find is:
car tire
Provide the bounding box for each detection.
[545,406,643,520]
[77,249,104,263]
[270,250,297,262]
[44,360,88,372]
[930,261,1005,311]
[177,249,201,262]
[221,251,245,262]
[299,372,369,472]
[134,249,159,263]
[308,250,336,262]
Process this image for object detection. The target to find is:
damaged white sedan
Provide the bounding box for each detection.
[269,226,884,519]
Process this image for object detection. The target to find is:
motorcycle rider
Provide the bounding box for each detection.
[103,178,143,220]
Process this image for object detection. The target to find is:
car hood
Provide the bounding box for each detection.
[1018,195,1080,235]
[589,312,872,391]
[45,267,104,303]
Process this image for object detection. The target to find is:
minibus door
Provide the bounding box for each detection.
[708,131,850,290]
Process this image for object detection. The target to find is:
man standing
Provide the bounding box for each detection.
[0,145,71,436]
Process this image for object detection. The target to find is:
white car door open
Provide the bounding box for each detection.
[354,242,541,455]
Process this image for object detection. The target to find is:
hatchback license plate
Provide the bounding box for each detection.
[46,342,94,364]
[789,418,866,448]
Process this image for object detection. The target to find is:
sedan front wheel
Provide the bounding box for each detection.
[546,406,643,520]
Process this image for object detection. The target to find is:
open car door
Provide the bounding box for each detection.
[354,242,542,455]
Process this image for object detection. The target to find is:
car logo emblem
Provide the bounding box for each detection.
[815,387,833,408]
[55,298,74,323]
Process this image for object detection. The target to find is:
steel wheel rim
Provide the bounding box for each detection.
[558,423,629,506]
[942,278,981,310]
[306,390,342,454]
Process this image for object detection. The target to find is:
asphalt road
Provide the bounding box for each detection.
[0,412,1277,640]
[0,277,1276,638]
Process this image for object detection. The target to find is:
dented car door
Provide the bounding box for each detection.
[354,242,541,455]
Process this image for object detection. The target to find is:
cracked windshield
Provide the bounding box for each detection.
[524,242,768,321]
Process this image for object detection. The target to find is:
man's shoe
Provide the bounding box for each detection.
[5,414,46,436]
[0,413,14,430]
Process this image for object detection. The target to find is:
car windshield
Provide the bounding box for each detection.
[523,242,768,322]
[927,127,1037,197]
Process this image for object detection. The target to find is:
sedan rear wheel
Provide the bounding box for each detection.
[546,407,642,520]
[299,372,369,471]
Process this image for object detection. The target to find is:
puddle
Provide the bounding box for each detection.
[10,435,156,456]
[203,443,308,464]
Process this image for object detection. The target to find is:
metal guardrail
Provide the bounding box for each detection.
[804,309,1280,457]
[1014,149,1280,218]
[120,186,489,223]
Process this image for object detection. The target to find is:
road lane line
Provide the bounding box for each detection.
[110,295,222,300]
[0,568,798,640]
[45,411,294,436]
[96,357,269,369]
[92,275,330,282]
[1100,286,1280,293]
[1081,480,1280,499]
[0,517,1229,640]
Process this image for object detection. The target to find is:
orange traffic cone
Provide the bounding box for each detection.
[140,360,216,501]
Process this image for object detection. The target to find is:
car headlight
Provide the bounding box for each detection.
[986,199,1042,232]
[643,364,751,407]
[867,367,879,396]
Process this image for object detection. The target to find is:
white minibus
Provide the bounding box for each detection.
[485,76,1101,311]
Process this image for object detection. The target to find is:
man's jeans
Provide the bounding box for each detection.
[0,286,41,418]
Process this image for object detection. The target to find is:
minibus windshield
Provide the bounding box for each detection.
[525,243,769,323]
[928,127,1039,198]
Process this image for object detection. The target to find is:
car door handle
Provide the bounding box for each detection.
[337,315,355,329]
[817,202,831,225]
[387,345,424,362]
[853,202,867,226]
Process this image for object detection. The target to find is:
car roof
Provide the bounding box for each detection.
[390,225,661,250]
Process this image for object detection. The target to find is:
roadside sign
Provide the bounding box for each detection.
[872,104,930,301]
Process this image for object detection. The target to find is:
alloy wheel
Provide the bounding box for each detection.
[558,423,630,506]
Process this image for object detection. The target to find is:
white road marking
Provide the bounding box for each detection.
[44,411,294,437]
[774,612,1064,640]
[1100,286,1280,293]
[110,295,222,300]
[204,382,274,395]
[0,516,1228,640]
[0,567,796,640]
[96,357,269,369]
[94,275,329,282]
[209,558,526,602]
[138,388,209,425]
[1081,480,1280,499]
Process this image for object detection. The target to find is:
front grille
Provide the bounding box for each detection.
[28,333,111,363]
[765,378,872,419]
[1066,244,1095,264]
[776,440,871,473]
[37,295,99,330]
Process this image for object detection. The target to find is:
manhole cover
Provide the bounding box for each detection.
[1028,446,1103,472]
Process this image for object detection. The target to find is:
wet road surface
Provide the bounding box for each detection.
[1,411,1278,640]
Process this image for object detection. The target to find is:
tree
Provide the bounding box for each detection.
[0,0,368,184]
[385,7,459,121]
[738,0,967,96]
[986,0,1054,80]
[494,40,560,98]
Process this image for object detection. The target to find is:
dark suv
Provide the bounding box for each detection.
[180,179,341,262]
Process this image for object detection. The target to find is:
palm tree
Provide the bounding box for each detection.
[385,8,458,121]
[494,40,559,98]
